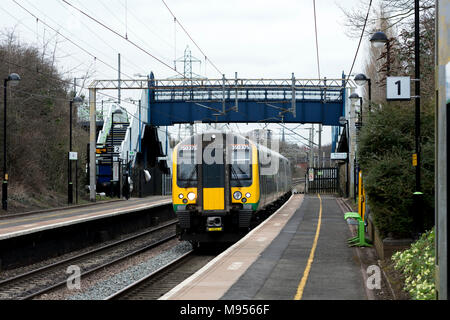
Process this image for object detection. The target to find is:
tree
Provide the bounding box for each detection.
[340,1,436,237]
[0,31,89,210]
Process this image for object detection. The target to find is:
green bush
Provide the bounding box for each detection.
[358,102,435,238]
[392,229,435,300]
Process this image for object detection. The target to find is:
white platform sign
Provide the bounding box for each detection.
[331,153,348,160]
[386,76,411,101]
[113,162,119,181]
[69,152,78,160]
[308,168,314,182]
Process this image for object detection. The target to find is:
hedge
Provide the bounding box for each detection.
[357,102,434,238]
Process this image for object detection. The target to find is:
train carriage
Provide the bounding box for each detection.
[172,132,292,245]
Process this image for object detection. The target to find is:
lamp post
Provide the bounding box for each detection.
[354,74,372,112]
[349,93,363,202]
[339,116,349,198]
[412,0,423,234]
[68,96,83,205]
[370,0,422,234]
[3,73,21,211]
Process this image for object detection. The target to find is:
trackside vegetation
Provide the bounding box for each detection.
[357,101,435,238]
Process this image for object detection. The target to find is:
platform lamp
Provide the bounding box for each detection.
[349,93,363,129]
[354,74,372,112]
[369,31,389,48]
[339,116,350,198]
[2,73,21,211]
[370,31,393,76]
[68,96,84,205]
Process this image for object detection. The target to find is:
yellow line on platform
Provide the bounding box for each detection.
[294,193,322,300]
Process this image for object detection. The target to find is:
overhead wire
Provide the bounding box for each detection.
[54,0,145,75]
[115,0,175,53]
[3,2,203,137]
[93,0,172,66]
[345,0,373,86]
[61,0,186,78]
[0,57,140,110]
[312,0,321,79]
[160,0,223,76]
[12,0,135,80]
[0,6,115,84]
[8,0,160,106]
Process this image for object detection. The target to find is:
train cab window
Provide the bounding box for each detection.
[177,146,198,188]
[202,147,225,188]
[230,147,252,187]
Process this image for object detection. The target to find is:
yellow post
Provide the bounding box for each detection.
[361,178,366,221]
[358,171,366,221]
[358,171,363,216]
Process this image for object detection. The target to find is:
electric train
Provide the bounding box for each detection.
[172,132,292,245]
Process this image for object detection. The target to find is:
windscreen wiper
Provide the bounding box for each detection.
[230,165,242,187]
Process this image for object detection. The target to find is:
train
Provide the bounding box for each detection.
[172,131,292,246]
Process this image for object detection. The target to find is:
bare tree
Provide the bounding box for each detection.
[1,31,90,210]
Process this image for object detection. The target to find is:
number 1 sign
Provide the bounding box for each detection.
[386,76,411,101]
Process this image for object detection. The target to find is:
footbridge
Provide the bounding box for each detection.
[87,73,355,201]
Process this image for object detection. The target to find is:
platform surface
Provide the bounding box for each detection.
[0,196,171,241]
[161,194,367,300]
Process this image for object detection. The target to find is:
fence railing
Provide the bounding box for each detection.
[306,167,339,194]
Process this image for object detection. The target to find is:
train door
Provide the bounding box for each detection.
[201,137,226,212]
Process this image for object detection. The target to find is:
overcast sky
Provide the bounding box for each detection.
[0,0,372,147]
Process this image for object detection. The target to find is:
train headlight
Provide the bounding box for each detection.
[187,192,196,201]
[245,193,251,198]
[233,191,242,200]
[178,193,184,199]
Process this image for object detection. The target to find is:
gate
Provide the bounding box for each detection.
[306,167,339,194]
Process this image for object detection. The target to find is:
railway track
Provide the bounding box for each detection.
[292,177,305,185]
[106,250,216,300]
[336,197,353,213]
[107,191,293,300]
[292,178,305,194]
[0,220,178,300]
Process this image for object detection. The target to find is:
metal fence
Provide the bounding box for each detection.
[306,167,339,194]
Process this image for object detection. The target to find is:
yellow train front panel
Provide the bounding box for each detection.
[202,188,225,211]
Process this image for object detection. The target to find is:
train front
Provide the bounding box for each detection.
[172,132,259,245]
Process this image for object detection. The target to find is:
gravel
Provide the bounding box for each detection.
[66,241,193,300]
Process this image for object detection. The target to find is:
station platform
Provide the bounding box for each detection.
[160,194,368,300]
[0,196,171,241]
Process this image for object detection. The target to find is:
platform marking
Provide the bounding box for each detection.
[273,223,281,227]
[294,193,322,300]
[227,262,243,271]
[256,237,267,242]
